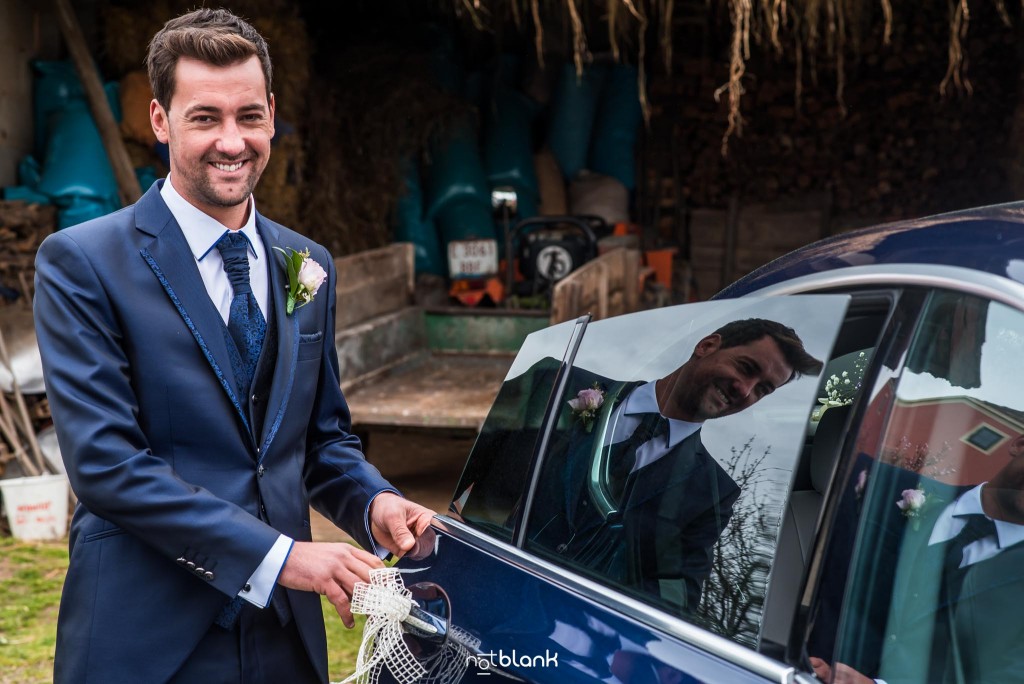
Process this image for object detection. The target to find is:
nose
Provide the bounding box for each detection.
[731,376,757,402]
[216,120,246,157]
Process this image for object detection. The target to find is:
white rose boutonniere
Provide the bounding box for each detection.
[274,247,327,314]
[568,384,605,433]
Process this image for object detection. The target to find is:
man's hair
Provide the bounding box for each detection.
[713,318,824,381]
[146,8,273,110]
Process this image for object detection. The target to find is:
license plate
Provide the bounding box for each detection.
[447,239,498,279]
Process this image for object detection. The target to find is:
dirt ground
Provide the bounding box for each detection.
[310,429,475,543]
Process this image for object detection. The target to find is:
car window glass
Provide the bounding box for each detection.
[519,296,846,648]
[808,293,1024,684]
[451,319,579,542]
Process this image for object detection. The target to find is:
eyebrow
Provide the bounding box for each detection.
[182,103,268,117]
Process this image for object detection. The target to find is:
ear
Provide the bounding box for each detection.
[692,333,722,359]
[150,99,169,144]
[1009,435,1024,459]
[268,92,276,138]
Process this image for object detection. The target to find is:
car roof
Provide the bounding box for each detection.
[715,201,1024,299]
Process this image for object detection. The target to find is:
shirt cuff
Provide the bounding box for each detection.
[239,534,293,608]
[366,488,402,559]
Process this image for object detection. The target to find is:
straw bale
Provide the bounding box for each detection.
[255,132,304,231]
[119,70,156,147]
[301,46,470,258]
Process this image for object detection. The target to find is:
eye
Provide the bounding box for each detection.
[192,115,215,124]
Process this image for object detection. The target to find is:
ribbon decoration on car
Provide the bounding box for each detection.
[340,568,427,684]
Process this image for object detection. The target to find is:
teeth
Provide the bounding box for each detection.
[716,387,729,405]
[214,162,243,172]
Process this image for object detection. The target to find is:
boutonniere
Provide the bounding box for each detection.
[897,486,928,530]
[274,247,327,315]
[567,384,605,433]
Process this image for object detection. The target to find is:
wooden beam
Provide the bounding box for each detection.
[53,0,142,207]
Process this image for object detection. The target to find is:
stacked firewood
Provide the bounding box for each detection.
[0,201,57,479]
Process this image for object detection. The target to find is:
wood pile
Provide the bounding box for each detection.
[0,201,56,480]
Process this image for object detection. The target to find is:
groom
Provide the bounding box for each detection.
[34,8,432,684]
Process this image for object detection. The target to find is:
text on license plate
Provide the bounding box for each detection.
[448,239,498,278]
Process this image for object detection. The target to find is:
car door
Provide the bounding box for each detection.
[390,295,854,683]
[796,287,1024,684]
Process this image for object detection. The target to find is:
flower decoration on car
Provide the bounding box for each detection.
[274,247,326,315]
[568,384,605,433]
[823,351,870,407]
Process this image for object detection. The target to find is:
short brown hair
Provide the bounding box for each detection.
[146,8,273,110]
[714,318,824,381]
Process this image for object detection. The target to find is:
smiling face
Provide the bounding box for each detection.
[657,334,795,423]
[149,55,275,228]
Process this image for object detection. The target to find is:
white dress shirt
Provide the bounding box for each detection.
[161,177,289,609]
[928,483,1024,567]
[605,381,702,473]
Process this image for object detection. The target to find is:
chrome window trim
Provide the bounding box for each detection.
[744,264,1024,312]
[431,515,797,684]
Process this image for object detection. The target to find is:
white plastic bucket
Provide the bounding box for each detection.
[0,474,69,541]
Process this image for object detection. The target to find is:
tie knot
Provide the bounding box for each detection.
[956,514,995,546]
[215,232,252,294]
[633,412,669,445]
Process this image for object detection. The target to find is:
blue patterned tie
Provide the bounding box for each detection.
[213,231,264,630]
[215,232,266,391]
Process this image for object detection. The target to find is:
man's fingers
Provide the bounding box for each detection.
[323,583,354,628]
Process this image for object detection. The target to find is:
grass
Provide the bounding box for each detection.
[0,537,369,684]
[0,538,67,684]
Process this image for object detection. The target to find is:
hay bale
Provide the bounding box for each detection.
[119,70,156,146]
[255,132,304,230]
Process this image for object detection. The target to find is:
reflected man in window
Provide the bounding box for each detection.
[811,432,1024,684]
[534,318,823,614]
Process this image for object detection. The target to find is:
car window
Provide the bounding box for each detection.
[514,296,847,647]
[451,319,580,542]
[806,292,1024,684]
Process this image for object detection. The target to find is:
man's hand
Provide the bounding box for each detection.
[369,492,435,559]
[278,542,383,628]
[809,657,876,684]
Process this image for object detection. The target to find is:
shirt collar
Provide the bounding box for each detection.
[621,381,701,448]
[161,175,260,261]
[945,484,1024,550]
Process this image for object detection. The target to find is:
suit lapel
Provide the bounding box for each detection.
[624,431,704,510]
[135,184,250,434]
[255,216,299,459]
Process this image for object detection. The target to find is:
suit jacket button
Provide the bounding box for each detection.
[186,561,196,570]
[243,583,251,592]
[251,393,258,404]
[204,571,214,581]
[257,464,265,477]
[176,557,187,565]
[195,566,205,575]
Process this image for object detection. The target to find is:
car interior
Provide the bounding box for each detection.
[758,292,897,658]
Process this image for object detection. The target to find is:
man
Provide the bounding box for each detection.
[34,9,432,684]
[462,318,823,613]
[809,433,1024,684]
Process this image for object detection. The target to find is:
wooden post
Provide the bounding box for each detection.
[53,0,142,207]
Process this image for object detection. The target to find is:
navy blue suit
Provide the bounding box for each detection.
[34,182,394,683]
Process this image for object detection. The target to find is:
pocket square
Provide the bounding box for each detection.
[298,331,323,344]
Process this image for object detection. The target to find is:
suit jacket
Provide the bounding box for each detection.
[532,370,740,615]
[820,460,1024,684]
[34,182,394,684]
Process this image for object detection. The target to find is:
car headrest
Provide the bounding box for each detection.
[810,404,852,494]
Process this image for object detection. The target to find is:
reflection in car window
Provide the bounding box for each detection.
[809,293,1024,684]
[451,321,578,542]
[514,297,844,648]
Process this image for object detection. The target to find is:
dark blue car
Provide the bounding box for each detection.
[387,204,1024,684]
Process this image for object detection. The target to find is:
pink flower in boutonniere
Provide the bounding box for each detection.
[274,247,326,314]
[854,469,868,499]
[897,486,928,529]
[568,384,605,433]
